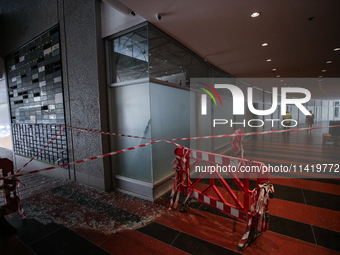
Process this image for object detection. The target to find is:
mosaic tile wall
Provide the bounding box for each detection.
[6,25,68,166]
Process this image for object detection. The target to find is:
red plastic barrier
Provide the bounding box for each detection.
[170,148,274,251]
[0,158,24,218]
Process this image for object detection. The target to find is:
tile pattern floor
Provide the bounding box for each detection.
[1,122,340,254]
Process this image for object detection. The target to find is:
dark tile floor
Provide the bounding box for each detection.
[1,122,340,254]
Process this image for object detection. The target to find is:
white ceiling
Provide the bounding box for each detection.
[118,0,340,100]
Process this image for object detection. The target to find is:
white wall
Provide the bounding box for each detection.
[101,1,146,38]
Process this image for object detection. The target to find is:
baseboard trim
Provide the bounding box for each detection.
[115,173,175,202]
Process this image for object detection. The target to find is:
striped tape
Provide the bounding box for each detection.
[168,125,340,141]
[0,140,161,181]
[3,124,339,180]
[61,124,340,142]
[190,189,248,221]
[15,126,66,174]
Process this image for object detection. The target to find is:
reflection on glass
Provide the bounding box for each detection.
[112,27,148,83]
[109,24,233,86]
[148,26,210,86]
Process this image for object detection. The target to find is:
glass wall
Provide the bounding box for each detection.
[109,26,148,83]
[148,26,211,86]
[108,24,220,86]
[111,82,152,182]
[107,23,339,184]
[149,82,191,182]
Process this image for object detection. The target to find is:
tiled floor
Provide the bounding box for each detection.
[1,122,340,254]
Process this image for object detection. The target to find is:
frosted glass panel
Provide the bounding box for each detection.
[199,97,212,152]
[111,83,152,182]
[149,83,191,182]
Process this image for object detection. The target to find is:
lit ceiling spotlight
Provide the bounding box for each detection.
[321,69,326,72]
[267,59,272,62]
[251,12,261,18]
[334,48,340,51]
[326,60,332,64]
[319,76,323,77]
[272,68,276,71]
[262,43,268,46]
[277,75,280,77]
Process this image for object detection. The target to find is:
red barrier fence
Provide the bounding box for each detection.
[169,147,274,251]
[0,158,24,218]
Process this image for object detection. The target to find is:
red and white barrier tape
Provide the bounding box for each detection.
[4,124,340,181]
[0,140,161,181]
[61,124,340,142]
[60,124,187,148]
[60,124,157,140]
[167,125,340,141]
[15,126,66,173]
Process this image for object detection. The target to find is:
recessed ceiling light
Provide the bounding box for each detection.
[326,61,332,64]
[319,76,323,78]
[272,68,276,71]
[277,75,280,77]
[251,12,261,18]
[267,59,272,62]
[262,43,268,47]
[334,48,340,51]
[321,69,326,72]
